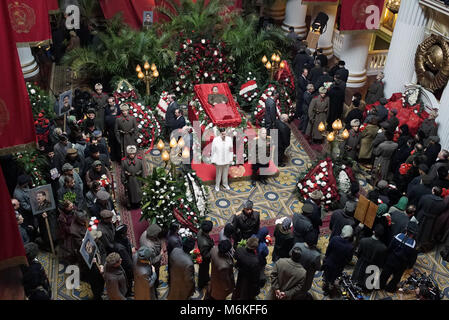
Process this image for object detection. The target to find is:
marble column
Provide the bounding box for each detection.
[310,4,338,58]
[338,33,372,88]
[383,0,429,98]
[282,0,308,39]
[437,84,449,150]
[17,44,39,79]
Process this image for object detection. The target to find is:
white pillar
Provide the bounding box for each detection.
[309,4,337,58]
[383,0,428,98]
[17,44,39,79]
[282,0,308,38]
[338,33,371,88]
[437,85,449,150]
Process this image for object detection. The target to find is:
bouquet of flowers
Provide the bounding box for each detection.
[190,247,203,264]
[35,112,51,146]
[14,149,49,187]
[99,174,110,188]
[297,158,340,210]
[265,235,273,246]
[237,239,247,248]
[88,217,99,232]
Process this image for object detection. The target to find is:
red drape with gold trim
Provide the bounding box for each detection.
[6,0,52,44]
[339,0,385,31]
[0,0,37,155]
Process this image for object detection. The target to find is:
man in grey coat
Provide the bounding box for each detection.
[114,104,137,157]
[365,72,384,105]
[373,131,398,181]
[167,237,195,300]
[267,243,307,300]
[295,233,322,299]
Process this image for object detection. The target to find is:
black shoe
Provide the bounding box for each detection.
[261,178,268,185]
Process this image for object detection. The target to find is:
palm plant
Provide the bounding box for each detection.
[63,18,175,93]
[222,14,291,79]
[156,0,236,41]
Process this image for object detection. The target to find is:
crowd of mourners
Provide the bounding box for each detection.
[8,32,449,301]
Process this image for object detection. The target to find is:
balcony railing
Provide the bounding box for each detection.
[366,50,389,76]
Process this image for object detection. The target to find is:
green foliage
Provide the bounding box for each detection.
[26,82,56,119]
[63,23,175,93]
[222,14,291,79]
[14,148,49,187]
[62,191,77,204]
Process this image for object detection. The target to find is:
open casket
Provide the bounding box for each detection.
[189,83,242,128]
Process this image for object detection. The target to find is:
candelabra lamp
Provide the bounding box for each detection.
[136,61,159,96]
[262,53,285,80]
[318,119,349,158]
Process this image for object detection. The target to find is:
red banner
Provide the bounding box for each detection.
[7,0,52,44]
[302,0,338,3]
[100,0,157,30]
[0,165,27,271]
[46,0,59,13]
[0,0,37,155]
[339,0,385,31]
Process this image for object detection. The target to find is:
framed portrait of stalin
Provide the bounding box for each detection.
[30,184,56,216]
[142,11,153,29]
[58,89,72,116]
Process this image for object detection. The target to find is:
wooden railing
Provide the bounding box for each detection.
[366,50,388,75]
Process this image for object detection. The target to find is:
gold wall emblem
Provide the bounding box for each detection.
[8,1,36,34]
[0,98,11,136]
[415,34,449,92]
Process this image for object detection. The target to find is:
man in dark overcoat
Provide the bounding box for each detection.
[167,237,196,300]
[121,145,144,208]
[114,103,137,157]
[232,200,260,244]
[197,220,215,290]
[232,237,261,300]
[208,240,235,300]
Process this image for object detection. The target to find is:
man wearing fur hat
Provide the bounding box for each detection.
[92,83,109,131]
[208,240,235,300]
[104,252,129,300]
[292,203,315,244]
[232,237,261,300]
[97,210,116,254]
[329,201,357,240]
[133,246,157,300]
[304,190,323,235]
[115,103,137,157]
[306,87,329,143]
[232,200,260,244]
[322,225,354,297]
[340,119,360,160]
[272,217,294,262]
[121,145,144,208]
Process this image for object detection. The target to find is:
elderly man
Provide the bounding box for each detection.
[121,145,144,208]
[340,119,361,160]
[208,85,228,105]
[295,233,321,299]
[292,203,315,244]
[268,243,307,300]
[104,252,128,300]
[306,87,329,143]
[115,103,137,157]
[92,83,109,131]
[232,200,260,244]
[275,114,291,167]
[97,210,116,254]
[373,130,399,181]
[57,175,85,210]
[365,72,385,105]
[211,128,233,192]
[59,163,83,192]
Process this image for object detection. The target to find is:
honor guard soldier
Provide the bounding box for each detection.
[121,145,143,208]
[115,103,137,158]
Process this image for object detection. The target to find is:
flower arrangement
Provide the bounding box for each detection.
[174,38,236,97]
[237,239,247,248]
[296,158,340,210]
[190,247,203,264]
[88,217,100,232]
[125,101,162,151]
[155,91,170,118]
[237,73,259,108]
[35,112,51,146]
[265,235,273,245]
[26,82,56,119]
[14,149,49,187]
[99,174,111,188]
[63,191,77,203]
[140,167,208,232]
[113,79,139,104]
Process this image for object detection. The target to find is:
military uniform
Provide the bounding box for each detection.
[92,91,109,131]
[114,114,137,157]
[121,154,144,206]
[306,95,329,141]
